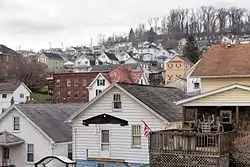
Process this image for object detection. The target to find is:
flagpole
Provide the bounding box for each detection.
[141,120,152,132]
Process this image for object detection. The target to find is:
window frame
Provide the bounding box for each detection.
[82,79,87,87]
[68,144,73,160]
[97,79,105,86]
[96,89,102,96]
[101,129,110,151]
[66,79,72,87]
[2,94,7,98]
[20,93,24,98]
[220,110,232,124]
[74,79,79,87]
[13,116,20,131]
[82,89,87,98]
[113,93,122,111]
[131,125,141,148]
[27,143,34,163]
[194,82,200,89]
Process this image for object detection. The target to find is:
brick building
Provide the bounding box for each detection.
[52,72,101,103]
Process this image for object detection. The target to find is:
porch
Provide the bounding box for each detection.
[0,131,24,167]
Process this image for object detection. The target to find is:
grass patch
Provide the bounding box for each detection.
[31,92,50,103]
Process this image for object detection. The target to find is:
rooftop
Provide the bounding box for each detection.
[192,44,250,77]
[15,104,83,143]
[118,83,188,122]
[0,82,21,92]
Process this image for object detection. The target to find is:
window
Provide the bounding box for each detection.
[66,79,71,87]
[74,79,79,87]
[101,130,109,151]
[3,147,9,159]
[74,90,79,98]
[68,144,72,160]
[176,64,181,68]
[56,79,60,87]
[140,79,143,85]
[83,90,87,98]
[82,79,87,87]
[13,116,20,131]
[96,89,102,96]
[220,110,232,123]
[132,125,141,147]
[194,83,200,89]
[27,144,34,162]
[2,94,7,98]
[67,91,71,98]
[97,79,105,86]
[20,93,24,98]
[113,94,121,110]
[168,64,173,68]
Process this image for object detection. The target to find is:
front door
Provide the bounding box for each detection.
[100,130,110,158]
[2,147,10,166]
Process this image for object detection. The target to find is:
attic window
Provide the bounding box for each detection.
[2,94,7,98]
[194,83,200,89]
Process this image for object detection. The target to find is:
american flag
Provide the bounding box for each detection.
[142,120,151,137]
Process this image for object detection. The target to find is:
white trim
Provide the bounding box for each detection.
[182,102,250,106]
[176,84,250,105]
[67,83,168,123]
[0,105,55,144]
[186,59,201,76]
[194,75,250,78]
[87,73,110,88]
[21,83,32,93]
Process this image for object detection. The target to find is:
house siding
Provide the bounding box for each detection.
[0,109,52,167]
[72,87,166,165]
[88,75,110,101]
[0,84,30,113]
[201,77,250,93]
[192,88,250,103]
[165,56,192,84]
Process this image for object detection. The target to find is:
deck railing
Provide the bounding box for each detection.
[149,130,236,156]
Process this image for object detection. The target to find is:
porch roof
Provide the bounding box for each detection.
[175,84,250,106]
[82,113,128,126]
[0,131,24,146]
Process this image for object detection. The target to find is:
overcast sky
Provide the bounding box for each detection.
[1,0,250,51]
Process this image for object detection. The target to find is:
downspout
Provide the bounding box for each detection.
[51,142,56,155]
[74,127,77,161]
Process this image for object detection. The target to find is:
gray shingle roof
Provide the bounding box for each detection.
[118,83,188,122]
[0,44,19,56]
[43,52,63,61]
[15,104,83,143]
[0,131,24,146]
[90,64,119,72]
[0,82,21,92]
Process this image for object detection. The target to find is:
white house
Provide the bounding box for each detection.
[67,83,187,167]
[0,83,31,113]
[0,104,81,167]
[87,66,149,101]
[115,51,131,63]
[98,52,119,65]
[186,59,201,94]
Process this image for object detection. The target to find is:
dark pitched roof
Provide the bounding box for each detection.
[42,52,63,61]
[0,44,19,56]
[118,83,188,122]
[15,104,83,143]
[90,64,119,72]
[104,52,119,61]
[0,131,24,146]
[0,82,21,92]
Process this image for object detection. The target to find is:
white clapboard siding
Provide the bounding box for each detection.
[73,87,166,164]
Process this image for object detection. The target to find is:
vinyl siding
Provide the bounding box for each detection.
[0,109,52,167]
[201,77,250,93]
[193,88,250,103]
[72,87,166,164]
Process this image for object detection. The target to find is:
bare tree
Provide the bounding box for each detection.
[217,8,228,33]
[153,17,160,33]
[148,18,153,28]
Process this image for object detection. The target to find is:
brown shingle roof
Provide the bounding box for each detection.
[192,44,250,77]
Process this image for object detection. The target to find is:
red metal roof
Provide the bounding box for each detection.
[103,66,143,84]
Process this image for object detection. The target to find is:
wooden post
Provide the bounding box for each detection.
[182,106,185,127]
[236,106,239,131]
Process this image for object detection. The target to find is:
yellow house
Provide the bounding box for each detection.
[149,44,250,167]
[164,55,193,84]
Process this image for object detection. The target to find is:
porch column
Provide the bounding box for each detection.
[236,106,239,131]
[182,106,185,126]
